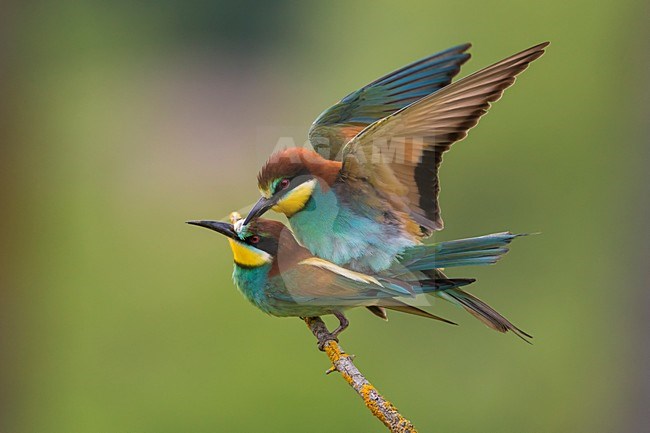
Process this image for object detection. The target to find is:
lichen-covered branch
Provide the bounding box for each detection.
[304,317,418,433]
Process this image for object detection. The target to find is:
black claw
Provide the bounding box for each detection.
[317,332,338,351]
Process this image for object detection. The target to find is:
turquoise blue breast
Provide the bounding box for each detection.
[232,264,274,314]
[231,263,344,317]
[289,182,416,273]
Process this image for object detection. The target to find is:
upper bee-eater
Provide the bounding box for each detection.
[243,42,548,273]
[188,213,531,345]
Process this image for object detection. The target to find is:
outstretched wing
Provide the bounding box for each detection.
[308,44,471,160]
[339,42,549,235]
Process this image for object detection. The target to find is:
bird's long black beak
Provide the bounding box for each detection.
[243,196,274,225]
[186,220,238,240]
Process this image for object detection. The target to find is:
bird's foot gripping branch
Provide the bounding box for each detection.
[304,317,418,433]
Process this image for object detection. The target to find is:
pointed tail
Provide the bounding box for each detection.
[437,288,532,342]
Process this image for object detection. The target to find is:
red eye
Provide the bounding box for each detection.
[280,178,290,189]
[249,235,260,244]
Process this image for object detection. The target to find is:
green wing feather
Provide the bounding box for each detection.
[309,44,471,160]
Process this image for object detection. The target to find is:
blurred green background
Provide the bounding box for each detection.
[2,1,648,432]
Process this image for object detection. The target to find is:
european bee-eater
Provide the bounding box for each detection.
[243,42,548,273]
[188,214,531,344]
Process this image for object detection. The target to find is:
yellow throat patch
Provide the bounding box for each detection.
[227,239,272,268]
[272,179,317,217]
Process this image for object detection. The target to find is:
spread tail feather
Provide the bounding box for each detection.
[438,288,532,343]
[397,232,529,272]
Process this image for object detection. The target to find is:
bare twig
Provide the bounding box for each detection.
[304,317,418,433]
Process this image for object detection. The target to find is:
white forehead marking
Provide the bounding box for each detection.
[234,218,245,234]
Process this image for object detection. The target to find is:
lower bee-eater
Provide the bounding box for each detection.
[188,214,531,345]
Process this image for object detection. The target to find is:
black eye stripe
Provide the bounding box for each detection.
[273,173,313,195]
[243,232,279,256]
[274,178,291,193]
